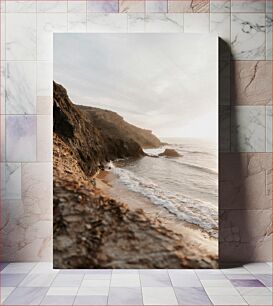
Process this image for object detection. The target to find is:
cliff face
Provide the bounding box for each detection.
[79,105,161,149]
[53,82,145,176]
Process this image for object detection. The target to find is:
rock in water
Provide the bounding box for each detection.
[159,148,181,157]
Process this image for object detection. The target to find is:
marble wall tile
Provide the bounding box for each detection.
[168,0,209,13]
[1,13,5,61]
[210,13,231,44]
[22,162,52,219]
[37,115,52,162]
[6,115,36,162]
[1,115,5,161]
[220,106,231,152]
[231,0,266,13]
[6,13,36,60]
[119,0,144,13]
[231,106,266,152]
[220,153,272,209]
[266,106,272,152]
[210,0,231,13]
[68,0,87,13]
[219,60,231,105]
[266,13,272,60]
[68,13,87,32]
[6,61,36,115]
[220,209,272,246]
[146,0,167,13]
[6,1,37,13]
[231,61,272,105]
[37,13,68,61]
[1,163,22,200]
[1,62,6,114]
[87,13,128,32]
[184,13,209,33]
[128,13,145,32]
[0,0,5,12]
[37,1,67,13]
[231,13,266,60]
[36,96,53,115]
[87,0,118,13]
[144,13,183,32]
[37,62,52,98]
[266,0,272,12]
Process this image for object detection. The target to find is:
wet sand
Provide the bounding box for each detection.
[96,170,218,257]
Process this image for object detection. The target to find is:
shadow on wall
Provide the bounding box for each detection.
[218,38,272,267]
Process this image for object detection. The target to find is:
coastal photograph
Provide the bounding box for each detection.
[53,33,218,269]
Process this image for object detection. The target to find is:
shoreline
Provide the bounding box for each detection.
[95,169,218,258]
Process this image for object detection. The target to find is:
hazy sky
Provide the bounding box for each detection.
[54,33,218,141]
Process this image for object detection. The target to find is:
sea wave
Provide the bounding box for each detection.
[109,164,218,237]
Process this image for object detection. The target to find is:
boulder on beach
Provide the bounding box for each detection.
[159,149,181,158]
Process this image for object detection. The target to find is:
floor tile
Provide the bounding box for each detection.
[244,263,272,274]
[142,287,178,305]
[82,279,110,287]
[29,263,59,274]
[77,287,109,296]
[140,273,171,287]
[201,280,233,287]
[1,263,36,274]
[84,269,112,275]
[225,274,256,280]
[59,269,90,274]
[204,286,240,296]
[46,287,78,296]
[208,295,247,305]
[51,274,84,287]
[237,286,272,296]
[169,273,202,287]
[83,274,111,280]
[74,295,108,305]
[1,274,27,287]
[108,287,143,305]
[41,295,75,305]
[110,274,140,287]
[3,287,48,305]
[19,273,56,287]
[174,287,212,305]
[243,295,272,305]
[112,269,139,275]
[1,287,15,303]
[221,268,251,275]
[230,279,265,287]
[0,263,9,271]
[254,274,273,287]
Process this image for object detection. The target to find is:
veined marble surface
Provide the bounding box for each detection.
[266,106,272,152]
[87,0,118,13]
[231,0,266,13]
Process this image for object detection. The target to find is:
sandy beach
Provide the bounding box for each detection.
[96,170,218,258]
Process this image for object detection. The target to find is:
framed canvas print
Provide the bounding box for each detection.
[53,33,218,269]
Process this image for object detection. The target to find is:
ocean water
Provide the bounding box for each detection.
[109,138,218,237]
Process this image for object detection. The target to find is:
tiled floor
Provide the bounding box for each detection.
[0,262,272,305]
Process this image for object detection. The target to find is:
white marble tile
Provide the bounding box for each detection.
[6,1,37,12]
[184,13,209,33]
[87,13,127,32]
[37,13,68,61]
[30,262,58,274]
[144,13,183,33]
[266,0,272,12]
[1,115,5,161]
[19,273,57,287]
[46,287,78,296]
[1,13,6,60]
[22,162,52,217]
[68,0,86,13]
[201,280,234,287]
[110,274,140,287]
[231,13,266,60]
[1,287,15,303]
[243,295,272,305]
[128,13,145,32]
[0,0,6,13]
[6,115,36,161]
[231,106,266,152]
[119,0,145,13]
[1,63,6,114]
[244,262,272,274]
[6,13,36,60]
[222,267,251,275]
[68,13,87,32]
[210,13,231,43]
[6,61,36,115]
[237,287,272,296]
[87,0,118,13]
[208,295,247,305]
[37,115,52,162]
[37,96,53,115]
[37,61,52,97]
[51,274,84,287]
[142,287,178,305]
[1,262,36,274]
[266,106,272,152]
[82,279,110,287]
[146,0,167,13]
[4,163,21,199]
[77,286,109,296]
[210,0,231,12]
[266,14,272,60]
[231,0,266,13]
[37,1,67,13]
[204,286,240,296]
